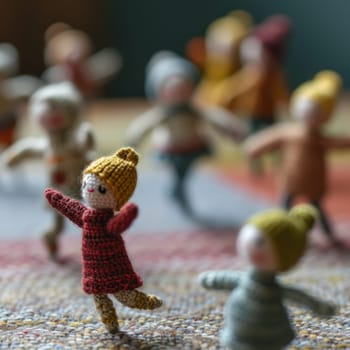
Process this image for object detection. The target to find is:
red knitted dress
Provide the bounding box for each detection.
[45,189,143,294]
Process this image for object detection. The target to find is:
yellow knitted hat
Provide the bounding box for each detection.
[291,70,342,120]
[83,147,138,210]
[207,10,253,44]
[247,204,317,272]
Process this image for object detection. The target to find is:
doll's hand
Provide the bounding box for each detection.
[107,202,138,235]
[316,302,337,316]
[121,202,138,219]
[44,188,63,203]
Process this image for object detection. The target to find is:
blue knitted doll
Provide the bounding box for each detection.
[199,204,336,350]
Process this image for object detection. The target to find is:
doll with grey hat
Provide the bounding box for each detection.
[199,204,336,350]
[45,147,162,333]
[3,82,95,258]
[127,51,246,215]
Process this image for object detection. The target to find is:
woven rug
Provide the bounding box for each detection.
[1,228,350,350]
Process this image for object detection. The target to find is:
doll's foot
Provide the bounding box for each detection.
[104,319,120,334]
[93,294,120,333]
[114,290,163,310]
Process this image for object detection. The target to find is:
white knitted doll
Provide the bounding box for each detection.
[3,82,95,258]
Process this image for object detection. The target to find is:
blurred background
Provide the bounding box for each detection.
[2,0,350,97]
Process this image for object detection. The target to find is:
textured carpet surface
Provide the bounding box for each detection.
[1,229,350,350]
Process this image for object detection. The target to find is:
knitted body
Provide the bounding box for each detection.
[222,269,293,350]
[45,189,142,294]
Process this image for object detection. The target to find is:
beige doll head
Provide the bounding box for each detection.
[82,147,138,210]
[204,11,252,78]
[237,204,317,272]
[29,82,82,131]
[240,15,291,67]
[44,23,93,66]
[291,70,342,128]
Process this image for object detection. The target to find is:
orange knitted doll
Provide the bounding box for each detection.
[45,147,162,333]
[244,71,350,242]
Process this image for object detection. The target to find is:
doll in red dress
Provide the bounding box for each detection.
[45,147,162,333]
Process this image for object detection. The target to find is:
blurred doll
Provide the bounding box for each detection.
[199,204,336,350]
[126,51,246,215]
[3,82,95,258]
[186,10,253,106]
[42,22,122,99]
[0,43,42,149]
[45,147,162,333]
[244,71,350,243]
[211,15,291,132]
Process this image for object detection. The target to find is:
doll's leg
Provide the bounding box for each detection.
[171,157,193,212]
[42,211,64,258]
[93,294,119,333]
[281,193,294,209]
[310,201,335,240]
[114,289,162,310]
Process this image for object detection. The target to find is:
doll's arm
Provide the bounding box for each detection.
[1,75,42,101]
[198,270,241,291]
[210,67,260,107]
[126,107,166,147]
[323,136,350,150]
[243,125,287,158]
[282,286,336,316]
[86,48,122,83]
[3,137,46,166]
[107,202,138,235]
[76,122,95,151]
[200,106,248,142]
[44,188,86,228]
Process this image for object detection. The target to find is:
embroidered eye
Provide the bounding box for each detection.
[98,185,106,194]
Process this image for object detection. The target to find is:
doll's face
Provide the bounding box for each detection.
[159,75,194,105]
[240,37,273,66]
[292,98,327,128]
[237,224,278,272]
[31,101,72,131]
[81,173,117,209]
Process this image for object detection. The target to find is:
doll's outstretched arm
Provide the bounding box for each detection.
[107,202,138,235]
[198,270,241,291]
[282,286,336,316]
[323,136,350,150]
[44,188,87,228]
[200,106,248,142]
[3,137,46,166]
[243,124,288,158]
[125,107,166,147]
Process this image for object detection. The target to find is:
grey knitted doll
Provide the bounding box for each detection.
[199,204,336,350]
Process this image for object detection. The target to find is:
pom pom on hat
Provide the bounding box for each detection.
[84,147,139,209]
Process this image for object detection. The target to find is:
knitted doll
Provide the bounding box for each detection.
[199,204,336,350]
[127,51,246,214]
[45,147,163,333]
[244,70,350,242]
[42,22,122,99]
[186,10,253,107]
[3,82,95,257]
[0,43,41,149]
[211,15,291,132]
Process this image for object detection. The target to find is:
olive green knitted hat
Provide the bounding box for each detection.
[248,204,318,271]
[84,147,138,210]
